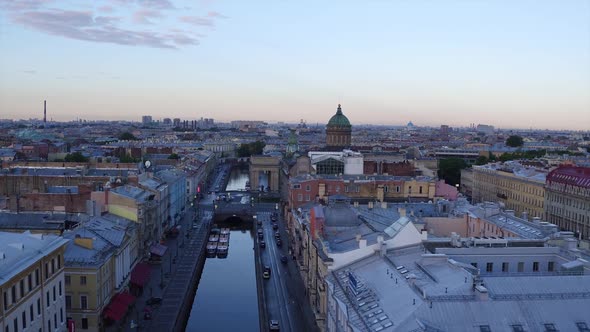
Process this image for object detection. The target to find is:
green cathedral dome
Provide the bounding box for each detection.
[327,104,351,128]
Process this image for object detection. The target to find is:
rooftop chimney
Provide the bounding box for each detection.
[43,100,47,123]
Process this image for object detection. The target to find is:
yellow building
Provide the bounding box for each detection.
[0,231,68,332]
[471,162,547,219]
[63,215,138,332]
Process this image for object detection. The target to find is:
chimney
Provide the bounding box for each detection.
[368,201,374,209]
[521,211,528,221]
[43,100,47,123]
[475,285,489,301]
[505,210,515,217]
[74,236,94,249]
[532,217,541,224]
[381,202,387,209]
[398,207,406,217]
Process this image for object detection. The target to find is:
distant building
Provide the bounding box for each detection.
[173,118,181,127]
[326,104,351,149]
[545,165,590,239]
[0,231,69,332]
[476,124,495,135]
[162,118,171,125]
[471,161,547,219]
[141,116,152,126]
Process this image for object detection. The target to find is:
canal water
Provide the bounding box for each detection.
[185,228,259,332]
[185,167,258,332]
[225,167,249,191]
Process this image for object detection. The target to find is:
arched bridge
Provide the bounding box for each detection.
[213,202,255,223]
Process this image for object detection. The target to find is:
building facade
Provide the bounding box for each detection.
[471,162,547,219]
[545,166,590,240]
[325,104,351,149]
[0,231,68,332]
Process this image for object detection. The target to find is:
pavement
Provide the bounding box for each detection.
[105,204,210,332]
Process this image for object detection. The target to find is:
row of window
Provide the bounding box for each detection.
[472,261,555,273]
[64,275,87,286]
[4,305,63,332]
[65,294,88,310]
[0,257,61,311]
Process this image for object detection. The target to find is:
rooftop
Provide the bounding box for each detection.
[0,231,69,284]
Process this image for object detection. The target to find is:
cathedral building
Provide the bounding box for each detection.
[326,104,351,149]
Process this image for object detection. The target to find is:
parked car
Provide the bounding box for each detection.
[272,223,278,230]
[269,320,280,331]
[258,233,264,240]
[260,241,266,248]
[263,266,271,279]
[276,239,282,247]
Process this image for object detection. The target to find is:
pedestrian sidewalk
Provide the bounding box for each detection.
[105,209,198,332]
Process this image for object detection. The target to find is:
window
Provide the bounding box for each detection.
[396,186,400,193]
[384,186,388,193]
[30,304,34,321]
[65,276,70,285]
[512,324,525,332]
[51,258,55,274]
[37,299,41,315]
[35,270,39,286]
[59,281,62,296]
[292,184,301,189]
[82,318,88,330]
[479,326,491,332]
[12,286,16,304]
[46,291,50,306]
[60,308,63,323]
[3,291,7,309]
[57,255,61,269]
[305,194,310,201]
[80,276,87,286]
[548,261,555,272]
[22,311,26,328]
[13,318,17,332]
[419,186,423,194]
[53,286,56,302]
[28,275,32,291]
[297,194,303,202]
[544,323,558,332]
[45,263,49,279]
[306,185,311,191]
[47,319,51,332]
[80,295,88,309]
[344,185,349,193]
[486,263,493,272]
[65,296,71,309]
[5,326,7,332]
[471,263,478,268]
[518,262,524,272]
[533,262,539,272]
[54,314,57,328]
[502,262,509,272]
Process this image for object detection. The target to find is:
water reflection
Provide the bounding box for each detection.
[225,168,249,191]
[185,228,258,332]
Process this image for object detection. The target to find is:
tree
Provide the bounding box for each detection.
[437,158,467,186]
[168,153,180,160]
[237,140,266,157]
[119,132,138,140]
[506,135,523,147]
[119,154,139,163]
[474,156,488,165]
[64,152,89,162]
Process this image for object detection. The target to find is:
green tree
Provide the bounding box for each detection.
[64,152,89,162]
[119,132,138,140]
[437,158,467,186]
[474,156,488,165]
[506,135,524,147]
[168,153,180,160]
[236,140,266,157]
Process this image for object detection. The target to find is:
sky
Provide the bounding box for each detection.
[0,0,589,130]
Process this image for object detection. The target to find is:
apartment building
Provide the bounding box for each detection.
[471,161,547,219]
[0,232,69,332]
[545,166,590,240]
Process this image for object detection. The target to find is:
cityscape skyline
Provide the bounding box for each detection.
[1,1,589,130]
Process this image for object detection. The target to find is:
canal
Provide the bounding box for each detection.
[185,166,259,332]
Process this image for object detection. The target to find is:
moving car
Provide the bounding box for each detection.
[276,239,282,247]
[269,320,280,331]
[272,223,278,230]
[260,240,266,248]
[263,266,271,279]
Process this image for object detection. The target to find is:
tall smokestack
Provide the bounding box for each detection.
[43,100,47,123]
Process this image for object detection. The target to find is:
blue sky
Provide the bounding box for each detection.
[1,0,589,130]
